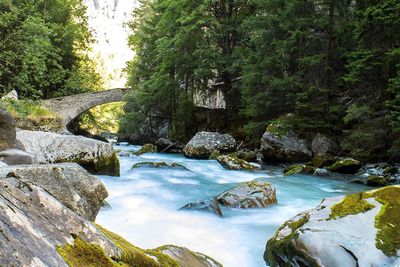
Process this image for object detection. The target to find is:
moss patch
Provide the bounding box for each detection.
[329,186,400,256]
[327,158,361,174]
[264,214,318,266]
[284,164,315,176]
[366,176,388,187]
[365,186,400,256]
[57,236,121,267]
[97,225,178,267]
[208,149,220,160]
[131,161,187,170]
[134,144,157,156]
[266,119,291,137]
[329,193,375,220]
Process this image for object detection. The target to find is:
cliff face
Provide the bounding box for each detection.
[83,0,138,88]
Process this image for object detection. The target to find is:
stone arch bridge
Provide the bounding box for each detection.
[42,88,226,129]
[42,88,129,128]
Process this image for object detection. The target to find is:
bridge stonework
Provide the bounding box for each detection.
[42,88,129,128]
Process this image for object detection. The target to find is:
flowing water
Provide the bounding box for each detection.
[96,144,369,267]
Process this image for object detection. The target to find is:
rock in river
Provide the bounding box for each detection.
[16,130,119,176]
[217,181,277,208]
[157,245,223,267]
[217,154,260,170]
[184,131,236,159]
[265,186,400,267]
[180,198,223,217]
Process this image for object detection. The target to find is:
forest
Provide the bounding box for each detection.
[121,0,400,162]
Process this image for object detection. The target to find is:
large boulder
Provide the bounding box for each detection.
[261,129,311,163]
[0,177,120,267]
[0,149,37,165]
[134,143,157,155]
[217,181,277,208]
[184,132,236,159]
[311,133,339,156]
[16,130,119,176]
[157,245,222,267]
[217,154,260,170]
[264,186,400,267]
[0,163,107,221]
[118,117,169,145]
[0,109,16,151]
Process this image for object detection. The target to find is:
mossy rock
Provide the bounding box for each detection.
[327,158,362,174]
[236,150,257,162]
[265,118,291,137]
[367,176,388,187]
[383,166,398,175]
[217,154,259,170]
[134,144,157,156]
[311,154,335,168]
[208,149,220,160]
[284,164,315,176]
[76,152,120,176]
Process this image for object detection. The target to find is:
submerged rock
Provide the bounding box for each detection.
[217,154,260,170]
[180,198,223,217]
[184,132,236,159]
[217,181,277,208]
[0,163,108,221]
[0,149,37,165]
[132,161,188,170]
[260,128,311,163]
[157,245,223,267]
[16,130,119,176]
[0,109,16,151]
[327,158,362,174]
[264,186,400,267]
[134,143,157,155]
[314,168,329,176]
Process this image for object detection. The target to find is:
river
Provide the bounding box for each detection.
[96,144,368,267]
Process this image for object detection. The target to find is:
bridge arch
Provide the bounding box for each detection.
[42,88,129,129]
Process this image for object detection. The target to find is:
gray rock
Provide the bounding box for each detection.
[311,133,339,156]
[264,186,400,267]
[16,130,119,176]
[118,117,169,145]
[217,181,277,208]
[184,132,236,159]
[261,131,312,163]
[0,109,16,151]
[0,149,37,165]
[314,168,329,176]
[156,138,182,153]
[217,155,260,170]
[0,177,120,267]
[1,90,18,100]
[0,163,108,221]
[157,245,223,267]
[180,198,223,217]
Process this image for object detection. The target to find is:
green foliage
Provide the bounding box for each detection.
[1,99,57,119]
[0,0,101,99]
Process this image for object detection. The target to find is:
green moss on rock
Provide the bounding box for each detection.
[208,149,220,160]
[327,158,362,174]
[131,161,187,170]
[365,186,400,256]
[264,214,318,267]
[366,176,388,187]
[284,164,315,176]
[329,193,375,220]
[311,154,335,168]
[57,236,121,267]
[97,225,178,267]
[134,144,157,156]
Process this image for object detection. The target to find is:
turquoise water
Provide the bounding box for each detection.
[96,144,369,267]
